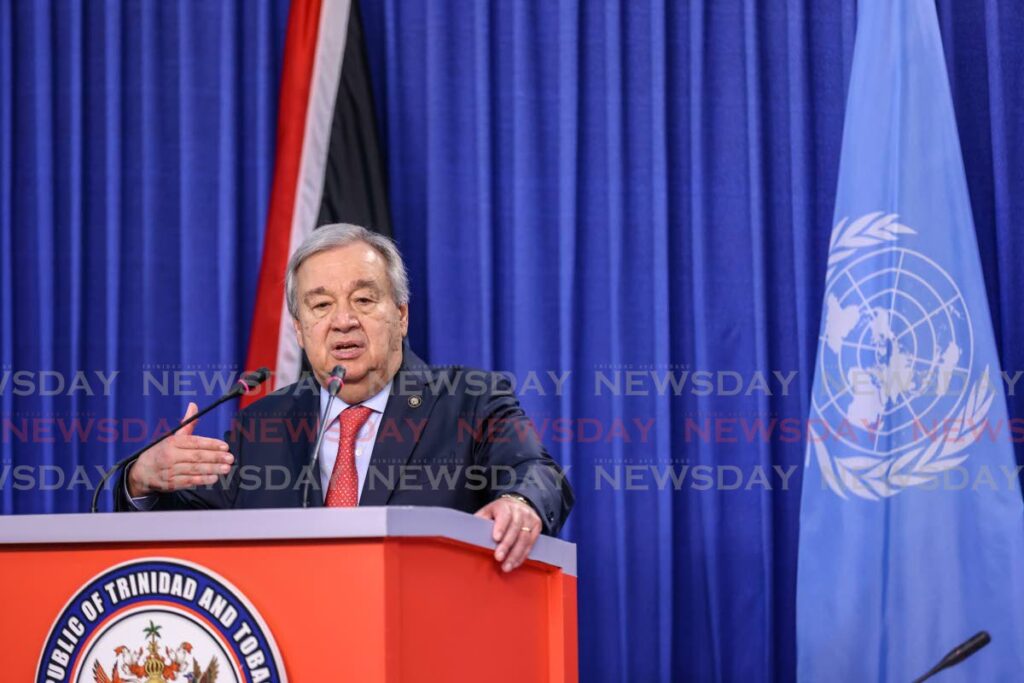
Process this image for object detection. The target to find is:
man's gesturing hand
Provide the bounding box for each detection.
[475,495,542,573]
[126,402,234,497]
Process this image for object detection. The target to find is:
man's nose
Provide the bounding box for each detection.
[329,303,359,331]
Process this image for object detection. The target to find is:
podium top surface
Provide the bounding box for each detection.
[0,506,576,575]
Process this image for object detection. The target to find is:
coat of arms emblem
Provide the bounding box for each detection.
[37,558,285,683]
[91,620,219,683]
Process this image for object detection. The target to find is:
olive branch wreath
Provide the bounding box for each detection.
[812,367,994,500]
[812,213,992,500]
[827,211,914,280]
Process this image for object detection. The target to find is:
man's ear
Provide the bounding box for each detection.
[398,304,409,337]
[291,316,305,350]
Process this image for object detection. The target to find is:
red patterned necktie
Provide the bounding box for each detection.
[325,405,373,507]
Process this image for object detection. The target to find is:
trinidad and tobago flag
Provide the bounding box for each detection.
[244,0,389,400]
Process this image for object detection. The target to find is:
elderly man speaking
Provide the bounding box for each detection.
[117,224,574,572]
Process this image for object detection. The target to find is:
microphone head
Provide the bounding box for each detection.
[959,631,991,658]
[327,365,346,396]
[938,630,992,672]
[237,367,272,394]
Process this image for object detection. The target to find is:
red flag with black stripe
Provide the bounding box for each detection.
[245,0,389,400]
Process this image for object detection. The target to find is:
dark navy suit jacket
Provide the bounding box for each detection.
[115,349,574,535]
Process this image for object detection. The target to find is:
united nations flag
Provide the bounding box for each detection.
[796,0,1024,681]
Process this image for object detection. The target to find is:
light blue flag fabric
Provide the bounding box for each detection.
[797,1,1024,681]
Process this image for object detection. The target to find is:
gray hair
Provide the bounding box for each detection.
[285,223,410,319]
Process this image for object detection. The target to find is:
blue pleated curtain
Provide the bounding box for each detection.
[3,1,1023,681]
[1,0,289,511]
[365,4,854,680]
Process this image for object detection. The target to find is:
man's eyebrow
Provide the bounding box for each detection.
[351,279,382,292]
[302,287,331,301]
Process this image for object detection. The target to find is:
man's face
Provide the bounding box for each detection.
[291,243,408,403]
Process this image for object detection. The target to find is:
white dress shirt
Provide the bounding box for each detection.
[318,381,392,503]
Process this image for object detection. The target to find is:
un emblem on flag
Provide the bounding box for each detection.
[809,212,995,499]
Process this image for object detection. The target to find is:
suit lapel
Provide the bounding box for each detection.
[282,382,323,507]
[360,348,439,506]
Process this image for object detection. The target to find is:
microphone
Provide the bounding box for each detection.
[89,367,272,513]
[325,364,345,396]
[303,365,346,507]
[230,366,272,397]
[912,631,991,683]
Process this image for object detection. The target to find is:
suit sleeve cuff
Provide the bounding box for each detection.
[123,462,158,511]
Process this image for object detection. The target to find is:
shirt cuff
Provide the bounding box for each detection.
[124,462,158,511]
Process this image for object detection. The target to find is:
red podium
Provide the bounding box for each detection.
[0,507,577,682]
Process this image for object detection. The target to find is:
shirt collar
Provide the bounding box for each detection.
[319,380,393,425]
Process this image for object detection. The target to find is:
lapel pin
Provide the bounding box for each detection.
[408,395,422,408]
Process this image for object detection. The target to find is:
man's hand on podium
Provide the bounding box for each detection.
[475,495,542,573]
[127,402,235,497]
